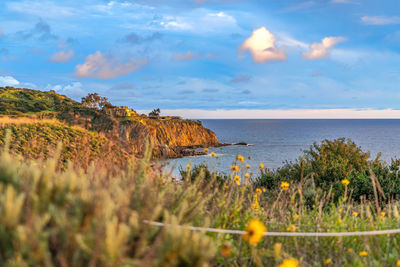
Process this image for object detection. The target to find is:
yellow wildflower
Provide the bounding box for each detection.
[262,187,266,192]
[203,148,209,152]
[286,224,296,232]
[242,219,266,245]
[338,218,342,223]
[230,165,239,172]
[396,260,400,266]
[211,152,216,157]
[245,173,250,179]
[359,251,368,257]
[237,155,244,162]
[380,211,386,217]
[234,175,241,182]
[341,179,350,186]
[256,188,262,194]
[347,248,353,253]
[278,258,299,267]
[281,181,290,191]
[246,164,251,169]
[353,212,358,217]
[220,244,231,257]
[186,164,191,170]
[259,163,264,169]
[236,181,241,186]
[325,258,332,264]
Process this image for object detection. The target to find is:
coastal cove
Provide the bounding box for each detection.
[165,119,400,175]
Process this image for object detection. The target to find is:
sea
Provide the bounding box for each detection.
[164,119,400,176]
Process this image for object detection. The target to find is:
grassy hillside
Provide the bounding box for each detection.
[0,87,77,115]
[0,118,129,169]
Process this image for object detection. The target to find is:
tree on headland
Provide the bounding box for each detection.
[149,108,161,117]
[81,93,113,110]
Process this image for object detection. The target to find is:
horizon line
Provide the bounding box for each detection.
[136,108,400,119]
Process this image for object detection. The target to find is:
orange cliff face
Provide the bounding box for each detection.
[118,118,219,158]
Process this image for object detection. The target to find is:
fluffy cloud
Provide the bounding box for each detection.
[361,16,400,25]
[0,76,20,87]
[159,11,239,34]
[50,50,74,62]
[75,51,147,79]
[239,27,287,63]
[302,37,345,60]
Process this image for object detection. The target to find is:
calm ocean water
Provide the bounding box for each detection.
[164,119,400,176]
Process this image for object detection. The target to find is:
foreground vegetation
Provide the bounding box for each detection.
[1,134,400,266]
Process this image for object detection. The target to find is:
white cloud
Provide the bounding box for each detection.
[161,20,192,31]
[159,10,239,33]
[50,50,74,63]
[302,36,345,60]
[75,51,147,79]
[239,27,287,63]
[361,16,400,25]
[0,76,20,87]
[45,82,85,99]
[277,33,308,49]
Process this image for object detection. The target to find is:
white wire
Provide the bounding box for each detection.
[144,220,400,237]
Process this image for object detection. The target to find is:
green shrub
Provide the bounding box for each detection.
[255,138,400,203]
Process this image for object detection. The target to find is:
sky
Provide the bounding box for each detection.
[0,0,400,118]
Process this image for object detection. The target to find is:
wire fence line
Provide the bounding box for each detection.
[144,220,400,237]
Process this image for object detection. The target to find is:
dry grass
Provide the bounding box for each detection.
[0,116,60,126]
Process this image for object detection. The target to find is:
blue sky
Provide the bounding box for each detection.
[0,0,400,118]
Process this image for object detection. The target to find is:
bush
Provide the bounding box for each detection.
[255,138,400,203]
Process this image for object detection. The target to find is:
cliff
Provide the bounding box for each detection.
[119,118,219,157]
[0,87,219,160]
